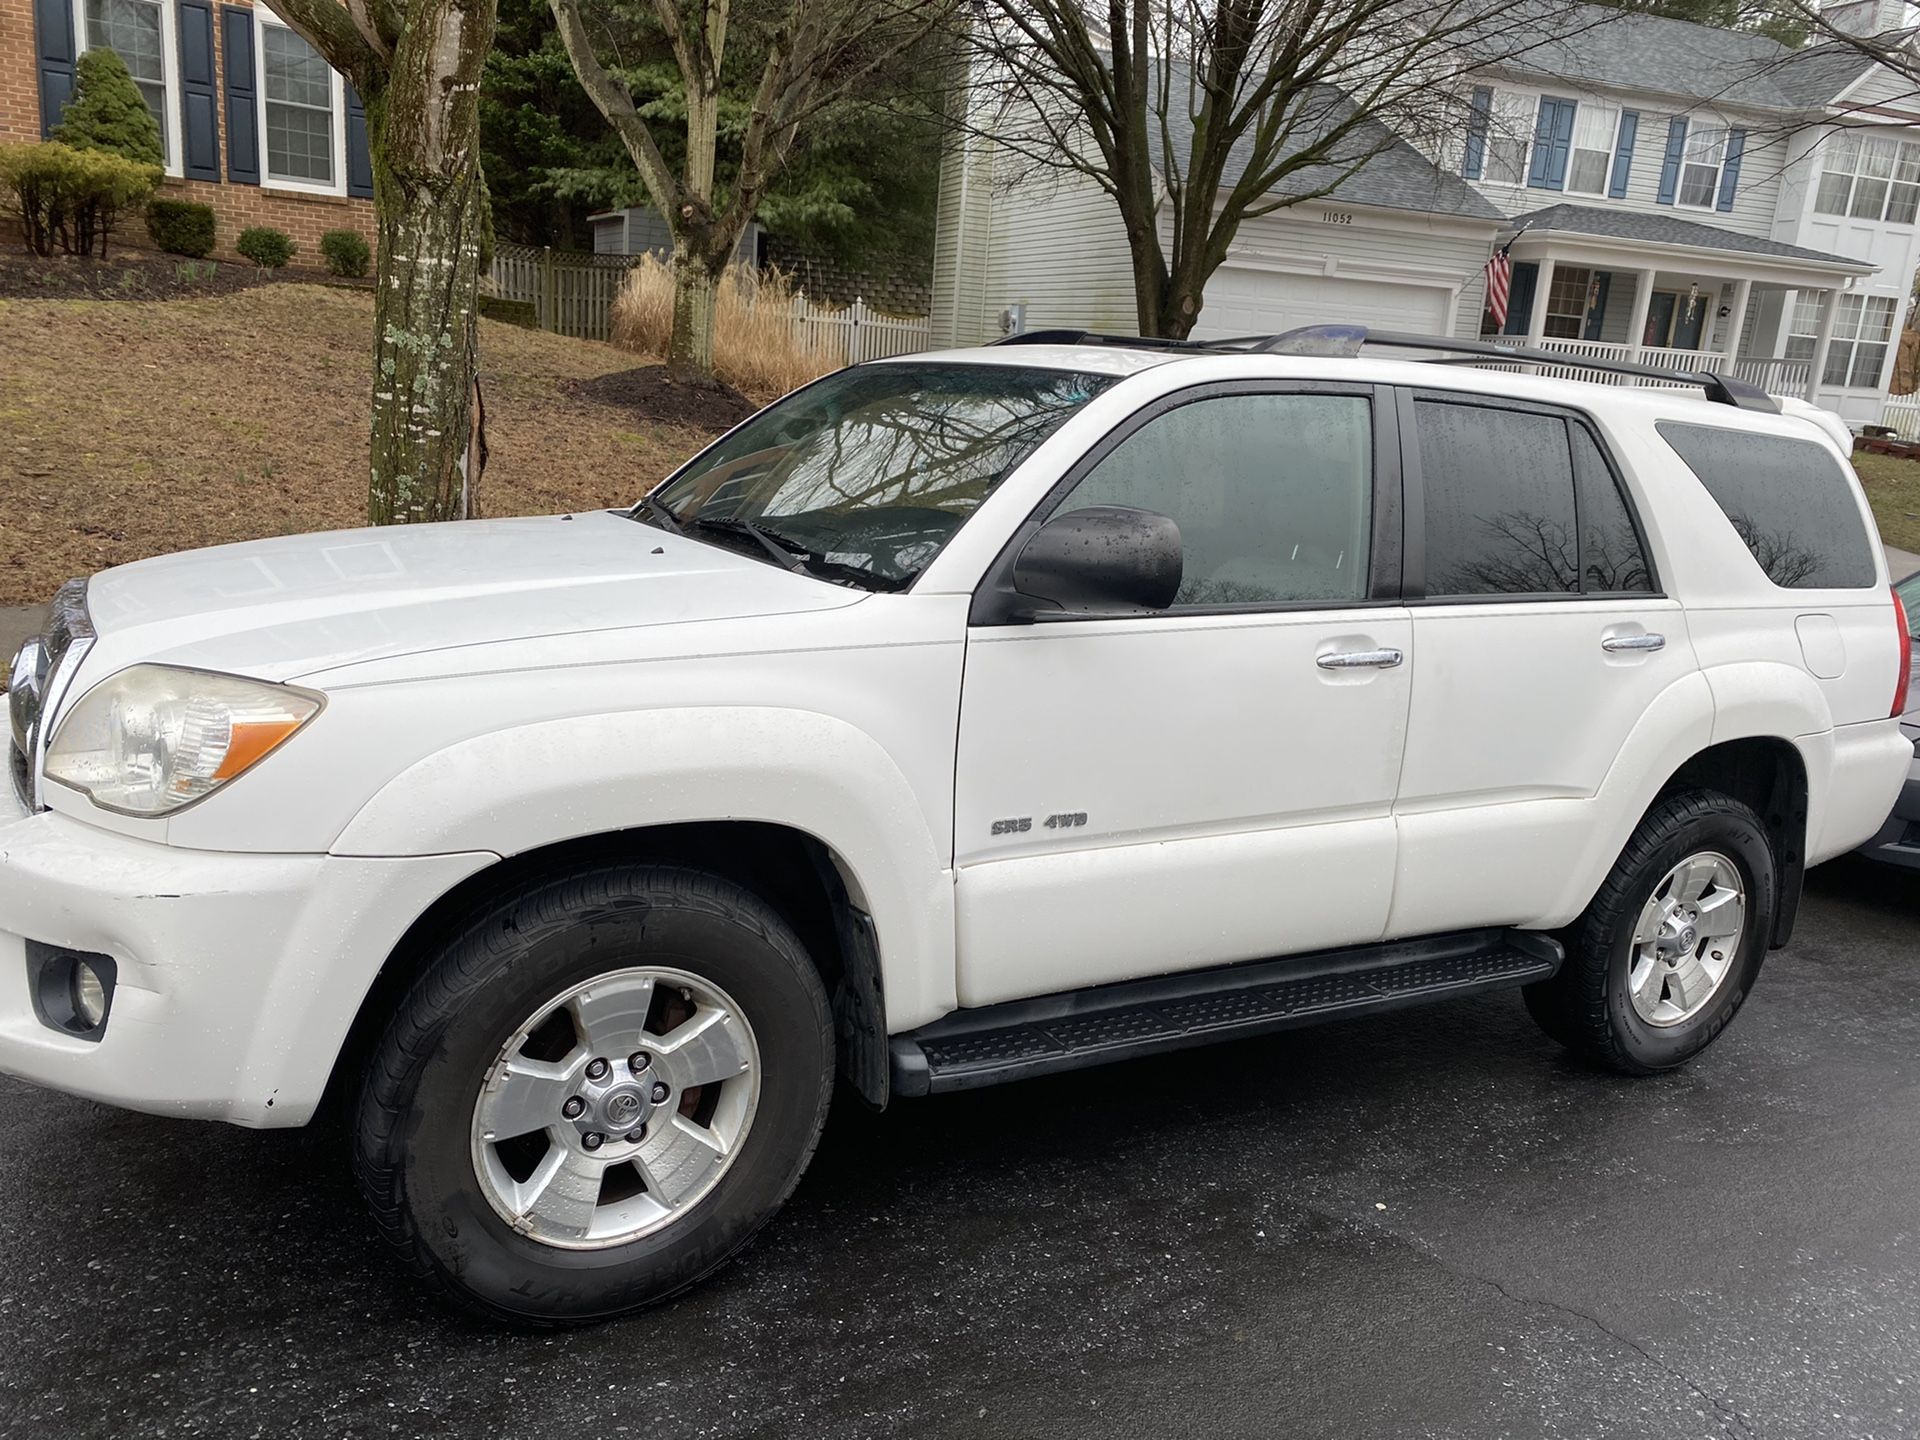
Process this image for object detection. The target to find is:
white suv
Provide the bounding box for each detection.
[3,327,1911,1325]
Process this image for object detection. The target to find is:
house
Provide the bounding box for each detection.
[1,0,374,261]
[931,0,1920,427]
[588,205,764,266]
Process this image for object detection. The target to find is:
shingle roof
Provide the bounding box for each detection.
[1503,203,1872,268]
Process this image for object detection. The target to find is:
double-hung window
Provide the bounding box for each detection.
[1677,124,1727,208]
[73,0,180,176]
[1484,90,1536,186]
[1814,132,1920,224]
[1786,292,1900,388]
[1566,104,1619,196]
[258,10,343,193]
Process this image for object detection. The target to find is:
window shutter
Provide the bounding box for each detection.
[1583,272,1611,342]
[1608,110,1638,199]
[1463,86,1492,180]
[1717,127,1746,212]
[32,0,77,136]
[1657,116,1688,205]
[345,85,374,198]
[222,6,259,185]
[176,0,221,181]
[1503,261,1539,337]
[1529,99,1575,190]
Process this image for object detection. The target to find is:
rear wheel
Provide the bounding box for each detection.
[353,865,834,1326]
[1524,791,1775,1075]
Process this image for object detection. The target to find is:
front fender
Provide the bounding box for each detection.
[332,706,958,1030]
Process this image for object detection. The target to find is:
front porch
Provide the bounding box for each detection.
[1488,204,1876,405]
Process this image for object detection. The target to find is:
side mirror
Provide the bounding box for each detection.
[1011,505,1182,620]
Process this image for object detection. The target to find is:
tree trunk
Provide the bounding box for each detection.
[667,242,722,381]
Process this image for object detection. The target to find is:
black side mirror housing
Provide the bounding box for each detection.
[1010,505,1183,620]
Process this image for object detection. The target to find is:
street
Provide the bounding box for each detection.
[0,859,1916,1439]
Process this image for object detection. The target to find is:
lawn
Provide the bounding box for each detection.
[0,284,723,608]
[1851,451,1920,559]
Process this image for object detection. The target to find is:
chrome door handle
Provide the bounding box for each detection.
[1317,648,1404,670]
[1601,633,1666,653]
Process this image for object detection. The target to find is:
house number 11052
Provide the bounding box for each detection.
[1322,211,1354,225]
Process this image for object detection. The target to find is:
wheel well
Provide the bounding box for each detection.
[1660,737,1808,948]
[317,822,884,1126]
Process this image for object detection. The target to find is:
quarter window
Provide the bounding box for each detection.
[1570,424,1655,593]
[1785,292,1900,389]
[1678,124,1727,208]
[1814,132,1920,224]
[1061,393,1373,607]
[1658,421,1876,590]
[261,17,337,187]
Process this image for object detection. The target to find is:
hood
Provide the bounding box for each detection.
[81,511,862,682]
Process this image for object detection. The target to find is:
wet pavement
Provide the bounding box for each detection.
[0,858,1916,1439]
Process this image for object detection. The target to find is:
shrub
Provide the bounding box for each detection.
[319,228,370,278]
[0,141,160,257]
[54,50,163,166]
[146,197,216,257]
[610,256,839,395]
[237,225,296,269]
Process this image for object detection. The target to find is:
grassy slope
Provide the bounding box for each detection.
[1852,452,1920,561]
[0,286,712,607]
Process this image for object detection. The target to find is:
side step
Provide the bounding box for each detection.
[890,929,1562,1097]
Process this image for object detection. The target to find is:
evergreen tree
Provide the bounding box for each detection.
[55,49,164,166]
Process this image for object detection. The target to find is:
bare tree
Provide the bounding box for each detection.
[548,0,956,380]
[271,0,496,523]
[963,0,1619,339]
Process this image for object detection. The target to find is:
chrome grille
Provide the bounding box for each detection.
[7,578,94,813]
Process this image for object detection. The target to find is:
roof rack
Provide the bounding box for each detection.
[990,323,1778,414]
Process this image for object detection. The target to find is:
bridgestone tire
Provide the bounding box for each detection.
[352,864,834,1327]
[1523,791,1776,1076]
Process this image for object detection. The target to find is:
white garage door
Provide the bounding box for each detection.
[1189,267,1449,342]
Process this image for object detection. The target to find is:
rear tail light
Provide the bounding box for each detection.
[1893,586,1913,719]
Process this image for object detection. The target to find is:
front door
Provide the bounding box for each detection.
[1388,393,1699,937]
[1643,292,1677,347]
[952,385,1414,1008]
[1671,292,1708,350]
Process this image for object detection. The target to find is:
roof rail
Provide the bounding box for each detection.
[989,329,1221,352]
[1255,325,1780,413]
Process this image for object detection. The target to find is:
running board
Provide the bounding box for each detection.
[890,929,1562,1097]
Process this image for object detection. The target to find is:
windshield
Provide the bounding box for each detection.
[643,362,1118,589]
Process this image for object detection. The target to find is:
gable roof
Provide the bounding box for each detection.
[1503,202,1872,269]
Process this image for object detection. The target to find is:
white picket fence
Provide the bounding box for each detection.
[1879,394,1920,441]
[487,242,929,361]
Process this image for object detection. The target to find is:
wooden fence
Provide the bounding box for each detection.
[488,243,930,361]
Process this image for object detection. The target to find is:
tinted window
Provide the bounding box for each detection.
[1062,392,1372,606]
[1418,401,1578,597]
[1570,424,1655,594]
[1657,421,1877,590]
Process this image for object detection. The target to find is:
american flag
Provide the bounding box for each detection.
[1484,242,1514,330]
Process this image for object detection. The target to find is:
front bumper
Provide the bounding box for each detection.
[0,787,491,1127]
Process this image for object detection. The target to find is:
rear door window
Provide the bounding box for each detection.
[1657,421,1877,589]
[1417,400,1580,597]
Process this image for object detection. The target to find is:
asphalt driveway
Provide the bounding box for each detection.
[0,859,1915,1439]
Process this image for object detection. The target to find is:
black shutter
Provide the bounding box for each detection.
[1503,262,1538,337]
[1463,86,1491,180]
[222,5,259,185]
[1608,111,1638,199]
[345,85,373,198]
[1656,116,1688,205]
[33,0,76,136]
[177,0,220,180]
[1717,128,1746,212]
[1583,272,1611,342]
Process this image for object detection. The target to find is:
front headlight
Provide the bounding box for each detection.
[44,665,322,817]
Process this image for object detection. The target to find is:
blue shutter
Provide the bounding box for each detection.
[222,6,259,185]
[176,0,220,181]
[1529,98,1576,190]
[1583,272,1612,342]
[1657,116,1688,205]
[1717,127,1746,212]
[32,0,76,136]
[345,84,374,198]
[1463,86,1492,180]
[1608,110,1638,199]
[1503,262,1539,337]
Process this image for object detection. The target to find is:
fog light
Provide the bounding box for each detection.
[25,941,116,1041]
[73,962,108,1028]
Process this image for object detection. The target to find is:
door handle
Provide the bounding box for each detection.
[1317,648,1404,670]
[1601,632,1666,653]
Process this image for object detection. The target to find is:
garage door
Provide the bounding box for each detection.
[1189,267,1449,342]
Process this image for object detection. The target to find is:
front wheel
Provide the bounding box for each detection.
[353,865,834,1327]
[1524,791,1776,1075]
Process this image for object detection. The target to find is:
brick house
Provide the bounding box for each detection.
[2,0,374,264]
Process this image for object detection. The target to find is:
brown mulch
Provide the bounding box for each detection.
[0,251,286,301]
[560,365,757,432]
[0,284,716,605]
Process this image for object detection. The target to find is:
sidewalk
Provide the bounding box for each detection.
[0,607,44,669]
[1890,545,1920,581]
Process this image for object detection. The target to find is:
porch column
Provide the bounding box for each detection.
[1526,257,1557,346]
[1723,278,1752,371]
[1625,268,1656,366]
[1806,288,1841,403]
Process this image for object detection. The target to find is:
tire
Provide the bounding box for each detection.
[1523,790,1776,1076]
[353,864,834,1327]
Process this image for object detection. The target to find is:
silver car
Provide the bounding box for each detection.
[1860,568,1920,868]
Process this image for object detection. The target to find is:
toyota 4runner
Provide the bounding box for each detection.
[3,326,1911,1325]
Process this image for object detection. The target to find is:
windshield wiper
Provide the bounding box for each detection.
[634,494,683,534]
[687,516,905,593]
